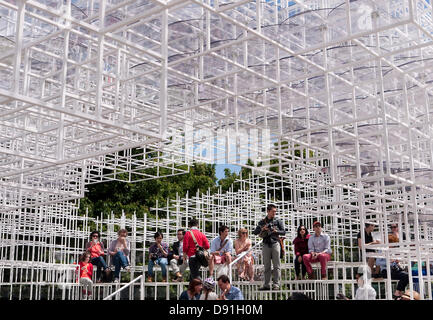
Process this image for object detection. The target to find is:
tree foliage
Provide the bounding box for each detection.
[80,163,218,219]
[80,141,317,219]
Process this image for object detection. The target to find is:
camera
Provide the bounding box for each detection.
[150,253,158,262]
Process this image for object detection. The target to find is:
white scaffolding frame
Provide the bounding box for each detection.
[1,0,433,300]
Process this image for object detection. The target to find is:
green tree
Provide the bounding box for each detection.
[80,162,218,219]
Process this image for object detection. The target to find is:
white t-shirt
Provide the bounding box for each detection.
[179,242,183,257]
[355,286,376,300]
[199,292,218,300]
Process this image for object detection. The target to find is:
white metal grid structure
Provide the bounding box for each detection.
[1,0,433,300]
[1,173,432,300]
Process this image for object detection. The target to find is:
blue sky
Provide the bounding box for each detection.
[215,163,241,180]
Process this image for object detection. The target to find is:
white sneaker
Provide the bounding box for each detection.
[82,294,87,300]
[124,266,131,272]
[113,278,119,283]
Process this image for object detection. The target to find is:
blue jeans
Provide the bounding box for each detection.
[148,257,168,277]
[91,256,108,280]
[113,252,129,279]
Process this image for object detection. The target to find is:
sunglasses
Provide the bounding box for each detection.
[299,228,306,230]
[241,232,248,234]
[92,235,99,238]
[391,226,398,229]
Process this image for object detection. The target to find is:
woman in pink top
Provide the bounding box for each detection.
[234,228,254,281]
[293,225,310,280]
[86,231,110,283]
[77,252,93,299]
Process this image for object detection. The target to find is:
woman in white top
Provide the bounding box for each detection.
[354,265,376,300]
[339,265,376,300]
[200,277,218,300]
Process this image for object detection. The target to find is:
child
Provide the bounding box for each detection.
[77,252,93,299]
[200,277,218,300]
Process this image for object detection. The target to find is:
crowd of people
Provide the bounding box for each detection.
[76,229,131,299]
[75,204,426,300]
[179,275,244,300]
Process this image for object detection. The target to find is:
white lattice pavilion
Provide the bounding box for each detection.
[1,0,433,300]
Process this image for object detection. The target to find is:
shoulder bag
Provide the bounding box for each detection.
[189,230,210,267]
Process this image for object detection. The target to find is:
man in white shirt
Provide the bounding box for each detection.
[209,225,233,277]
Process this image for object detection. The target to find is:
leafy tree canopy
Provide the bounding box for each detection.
[80,162,218,219]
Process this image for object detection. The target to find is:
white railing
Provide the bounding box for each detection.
[228,240,262,282]
[103,274,144,300]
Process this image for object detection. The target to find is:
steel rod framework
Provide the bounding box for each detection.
[1,0,433,300]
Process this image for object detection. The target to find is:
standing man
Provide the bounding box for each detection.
[217,274,244,300]
[209,225,233,277]
[303,221,332,280]
[168,229,187,282]
[183,218,210,280]
[253,204,286,290]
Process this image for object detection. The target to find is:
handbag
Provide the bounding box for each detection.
[189,230,210,267]
[213,238,229,263]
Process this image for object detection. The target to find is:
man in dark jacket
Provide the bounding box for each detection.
[168,229,187,281]
[253,204,286,290]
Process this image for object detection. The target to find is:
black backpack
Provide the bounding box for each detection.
[189,230,210,267]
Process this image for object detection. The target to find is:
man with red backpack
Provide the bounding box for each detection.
[183,218,210,280]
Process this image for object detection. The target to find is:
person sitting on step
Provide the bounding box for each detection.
[200,277,218,300]
[217,274,244,300]
[179,278,203,300]
[357,223,382,279]
[375,235,409,299]
[85,231,111,283]
[234,227,254,281]
[147,231,169,282]
[208,225,233,277]
[77,252,93,300]
[292,225,310,280]
[168,229,187,282]
[303,221,332,280]
[108,228,131,283]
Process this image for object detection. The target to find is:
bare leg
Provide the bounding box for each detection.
[247,258,254,281]
[239,264,245,279]
[208,256,215,276]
